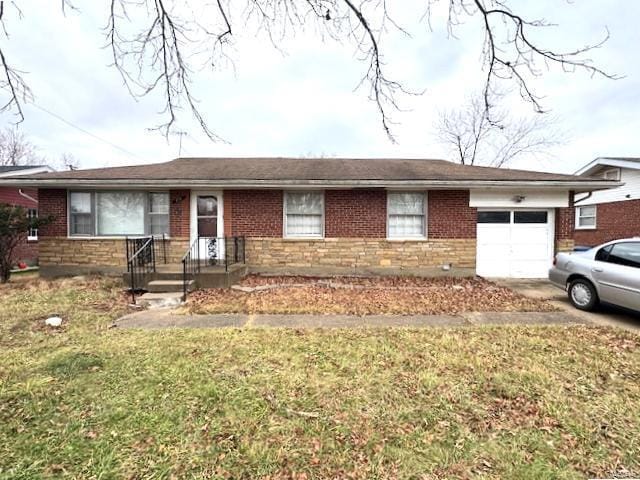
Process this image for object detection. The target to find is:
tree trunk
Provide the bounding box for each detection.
[0,264,10,284]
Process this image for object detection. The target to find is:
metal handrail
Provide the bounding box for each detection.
[180,236,247,302]
[129,237,154,262]
[127,236,155,304]
[181,236,202,301]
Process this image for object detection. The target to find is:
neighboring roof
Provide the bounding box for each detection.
[575,157,640,176]
[0,157,620,191]
[0,165,54,178]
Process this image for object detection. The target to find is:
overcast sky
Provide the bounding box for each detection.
[1,0,638,174]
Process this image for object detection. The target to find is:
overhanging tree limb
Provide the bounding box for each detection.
[0,1,620,142]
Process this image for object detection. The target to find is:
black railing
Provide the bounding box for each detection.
[181,236,246,301]
[126,234,167,271]
[125,235,167,304]
[126,237,154,304]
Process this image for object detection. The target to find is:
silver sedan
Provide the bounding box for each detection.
[549,238,640,312]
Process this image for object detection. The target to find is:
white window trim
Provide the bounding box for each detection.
[283,191,325,239]
[575,205,597,230]
[67,190,171,238]
[27,208,38,241]
[386,191,428,240]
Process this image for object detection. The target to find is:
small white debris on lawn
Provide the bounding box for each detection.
[45,316,63,327]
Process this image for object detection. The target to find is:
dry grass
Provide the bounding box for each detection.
[184,275,556,315]
[1,276,639,479]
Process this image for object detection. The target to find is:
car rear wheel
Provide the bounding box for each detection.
[568,278,598,311]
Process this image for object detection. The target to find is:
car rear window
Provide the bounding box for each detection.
[601,242,640,268]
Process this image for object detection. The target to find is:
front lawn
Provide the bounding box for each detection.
[1,277,639,479]
[184,275,556,315]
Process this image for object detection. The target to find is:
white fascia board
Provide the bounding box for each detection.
[0,178,623,191]
[470,189,569,208]
[575,158,640,176]
[0,166,54,178]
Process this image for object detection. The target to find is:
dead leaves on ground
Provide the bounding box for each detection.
[187,275,555,315]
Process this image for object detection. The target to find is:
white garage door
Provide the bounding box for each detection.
[476,210,554,278]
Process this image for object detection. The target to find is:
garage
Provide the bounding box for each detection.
[476,209,555,278]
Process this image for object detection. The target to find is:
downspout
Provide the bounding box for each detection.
[18,189,38,205]
[573,191,592,206]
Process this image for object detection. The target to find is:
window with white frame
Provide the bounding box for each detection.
[388,192,426,238]
[576,205,597,229]
[27,208,38,240]
[69,191,170,237]
[149,192,170,235]
[70,192,93,236]
[284,191,324,238]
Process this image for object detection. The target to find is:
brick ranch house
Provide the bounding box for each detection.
[0,157,618,279]
[0,165,53,267]
[574,157,640,246]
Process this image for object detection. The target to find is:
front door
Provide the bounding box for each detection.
[191,192,224,264]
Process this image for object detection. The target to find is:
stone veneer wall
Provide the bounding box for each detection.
[39,237,189,274]
[245,238,476,270]
[555,239,575,253]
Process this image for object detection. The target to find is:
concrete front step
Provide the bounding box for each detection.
[147,279,195,293]
[122,264,248,288]
[137,292,184,309]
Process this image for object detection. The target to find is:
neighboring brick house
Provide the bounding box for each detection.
[574,157,640,246]
[0,158,618,278]
[0,165,53,267]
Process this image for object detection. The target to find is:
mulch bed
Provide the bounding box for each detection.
[184,275,556,315]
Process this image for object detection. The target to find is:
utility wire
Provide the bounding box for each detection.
[27,101,150,163]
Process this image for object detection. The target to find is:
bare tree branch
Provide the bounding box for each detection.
[0,127,41,166]
[0,1,619,143]
[431,0,620,123]
[436,91,563,167]
[0,0,31,124]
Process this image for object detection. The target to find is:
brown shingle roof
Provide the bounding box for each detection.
[9,157,607,183]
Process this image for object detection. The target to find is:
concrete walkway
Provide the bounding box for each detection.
[114,309,584,329]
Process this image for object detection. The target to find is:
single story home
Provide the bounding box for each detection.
[0,164,54,267]
[0,157,618,279]
[574,157,640,246]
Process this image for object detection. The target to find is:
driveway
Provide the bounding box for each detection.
[498,279,640,332]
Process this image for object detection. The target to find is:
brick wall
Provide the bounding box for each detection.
[223,190,233,236]
[574,198,640,246]
[0,187,38,208]
[556,191,575,240]
[555,191,575,252]
[225,189,479,239]
[12,236,38,265]
[325,189,386,237]
[0,187,39,265]
[170,190,190,237]
[225,190,283,237]
[428,190,476,238]
[38,189,67,237]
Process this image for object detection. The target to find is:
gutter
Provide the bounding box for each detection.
[0,178,623,190]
